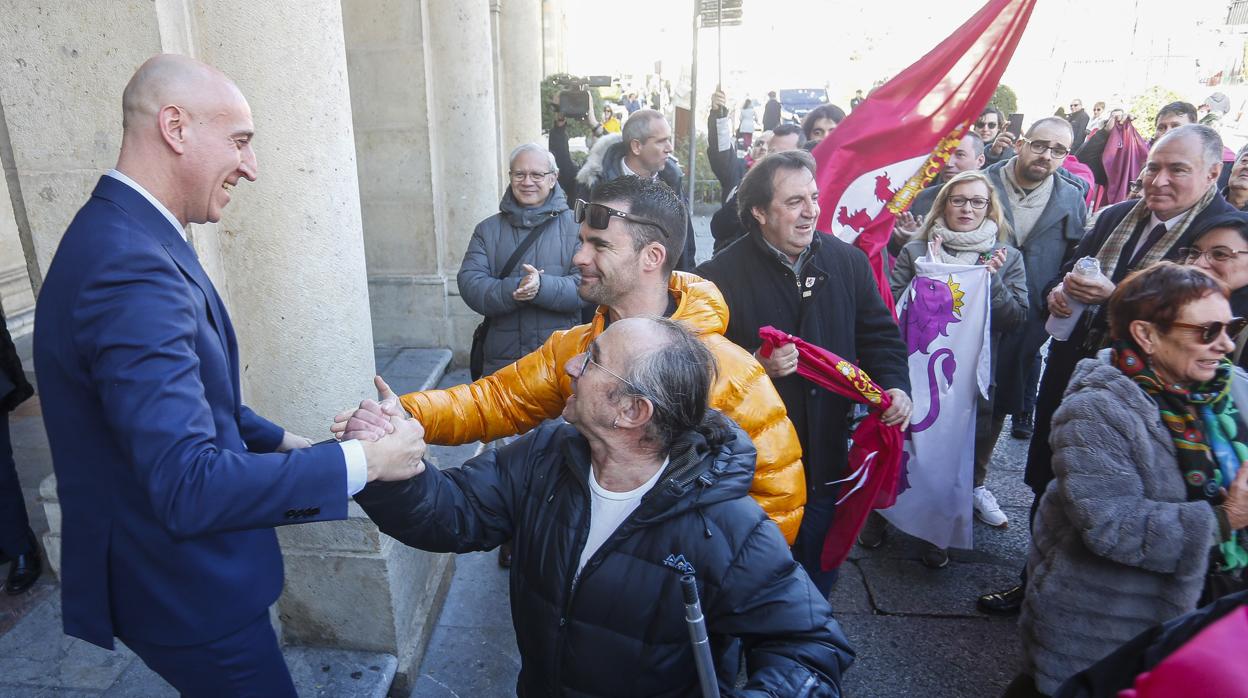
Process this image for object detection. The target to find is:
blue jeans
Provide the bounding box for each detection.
[790,491,840,598]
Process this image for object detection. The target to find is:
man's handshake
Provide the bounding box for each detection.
[333,376,427,482]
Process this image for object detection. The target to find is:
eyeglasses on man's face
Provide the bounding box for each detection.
[509,170,555,183]
[574,199,669,238]
[575,351,642,394]
[1179,246,1248,264]
[974,120,999,131]
[1020,138,1070,159]
[947,195,990,210]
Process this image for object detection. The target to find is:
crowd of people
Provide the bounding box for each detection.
[9,48,1248,697]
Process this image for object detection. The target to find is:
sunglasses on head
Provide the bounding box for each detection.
[574,199,669,238]
[1169,317,1248,344]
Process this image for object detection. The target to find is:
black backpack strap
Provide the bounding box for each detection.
[498,223,547,280]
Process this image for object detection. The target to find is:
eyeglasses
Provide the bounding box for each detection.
[1180,247,1248,264]
[974,121,999,130]
[1169,318,1248,344]
[576,351,642,394]
[574,199,669,238]
[947,196,990,209]
[1020,139,1070,158]
[509,170,555,183]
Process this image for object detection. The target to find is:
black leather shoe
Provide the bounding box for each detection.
[5,534,42,596]
[1011,413,1034,440]
[977,584,1024,615]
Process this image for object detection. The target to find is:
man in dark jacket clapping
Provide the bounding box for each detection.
[354,317,853,697]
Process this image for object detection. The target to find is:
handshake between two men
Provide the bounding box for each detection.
[333,377,426,483]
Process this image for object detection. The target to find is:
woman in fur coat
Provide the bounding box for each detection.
[1011,263,1248,695]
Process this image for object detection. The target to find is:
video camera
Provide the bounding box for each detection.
[554,75,613,119]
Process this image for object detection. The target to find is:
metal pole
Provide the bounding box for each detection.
[687,2,699,212]
[681,575,720,698]
[716,0,723,89]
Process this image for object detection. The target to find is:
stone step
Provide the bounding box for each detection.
[374,346,453,396]
[0,594,398,697]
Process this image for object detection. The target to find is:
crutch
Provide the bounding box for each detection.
[681,574,721,698]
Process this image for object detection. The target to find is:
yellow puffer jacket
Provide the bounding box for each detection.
[400,272,807,542]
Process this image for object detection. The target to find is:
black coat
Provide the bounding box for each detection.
[354,417,853,698]
[1024,193,1238,493]
[1067,110,1090,152]
[763,99,782,131]
[709,190,746,256]
[697,231,910,493]
[0,308,32,413]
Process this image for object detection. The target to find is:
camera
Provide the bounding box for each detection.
[555,75,612,118]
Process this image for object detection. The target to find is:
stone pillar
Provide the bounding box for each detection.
[0,3,164,286]
[344,0,502,362]
[0,167,35,335]
[497,0,544,150]
[425,0,503,360]
[190,2,452,690]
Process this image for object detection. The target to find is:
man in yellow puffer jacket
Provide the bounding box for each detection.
[337,176,806,542]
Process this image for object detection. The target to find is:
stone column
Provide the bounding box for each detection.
[0,3,164,286]
[424,0,503,359]
[191,2,451,690]
[497,0,544,150]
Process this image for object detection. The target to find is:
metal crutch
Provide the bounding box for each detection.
[681,574,721,698]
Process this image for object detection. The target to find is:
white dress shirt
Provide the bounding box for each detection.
[104,169,369,495]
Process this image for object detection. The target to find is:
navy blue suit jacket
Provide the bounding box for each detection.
[34,176,349,649]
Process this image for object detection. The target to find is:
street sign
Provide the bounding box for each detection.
[699,0,743,27]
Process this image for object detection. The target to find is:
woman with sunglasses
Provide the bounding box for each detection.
[1183,213,1248,371]
[876,171,1028,568]
[1012,262,1248,696]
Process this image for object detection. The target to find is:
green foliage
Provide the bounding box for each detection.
[541,73,604,139]
[989,84,1018,115]
[673,132,722,204]
[1129,86,1186,141]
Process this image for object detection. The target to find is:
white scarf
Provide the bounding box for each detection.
[927,218,999,265]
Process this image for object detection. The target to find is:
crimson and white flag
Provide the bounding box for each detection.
[812,0,1038,313]
[882,256,992,550]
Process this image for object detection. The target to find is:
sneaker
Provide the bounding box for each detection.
[977,584,1025,615]
[856,512,888,549]
[973,485,1009,528]
[1011,412,1034,440]
[921,543,949,569]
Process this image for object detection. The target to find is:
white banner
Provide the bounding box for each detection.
[881,256,991,549]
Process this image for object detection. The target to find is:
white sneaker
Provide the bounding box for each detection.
[973,486,1008,528]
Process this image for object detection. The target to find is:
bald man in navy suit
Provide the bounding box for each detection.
[34,54,426,697]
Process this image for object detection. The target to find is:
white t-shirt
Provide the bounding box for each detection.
[576,460,667,575]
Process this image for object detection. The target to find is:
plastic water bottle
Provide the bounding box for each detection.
[1045,257,1102,341]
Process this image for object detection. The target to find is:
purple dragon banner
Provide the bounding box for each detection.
[881,257,991,550]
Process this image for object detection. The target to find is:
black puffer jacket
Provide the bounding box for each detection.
[355,416,853,697]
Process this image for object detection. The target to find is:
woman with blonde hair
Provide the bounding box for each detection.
[861,170,1028,567]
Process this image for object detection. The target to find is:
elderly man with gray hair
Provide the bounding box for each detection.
[1221,141,1248,212]
[353,316,854,696]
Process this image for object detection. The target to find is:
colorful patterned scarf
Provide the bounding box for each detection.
[1112,342,1248,571]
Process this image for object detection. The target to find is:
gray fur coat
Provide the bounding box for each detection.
[1020,350,1219,694]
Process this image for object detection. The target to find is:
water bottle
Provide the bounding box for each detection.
[1045,256,1101,341]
